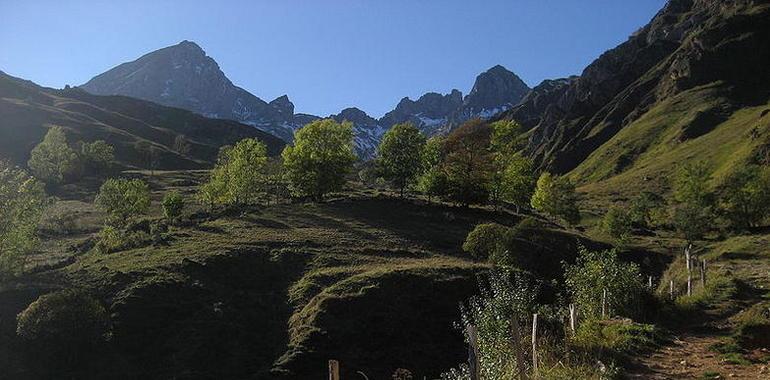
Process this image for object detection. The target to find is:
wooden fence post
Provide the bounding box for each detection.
[670,279,674,300]
[328,360,340,380]
[601,289,607,319]
[532,313,539,376]
[701,259,707,288]
[569,303,577,336]
[510,315,529,380]
[648,276,653,290]
[687,273,692,296]
[467,324,480,380]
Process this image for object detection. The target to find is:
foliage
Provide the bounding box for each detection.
[462,223,508,259]
[417,137,449,199]
[27,126,78,185]
[602,207,632,247]
[489,119,525,155]
[671,161,715,241]
[198,138,270,206]
[487,121,527,208]
[672,204,712,243]
[16,289,109,368]
[443,270,539,380]
[0,162,48,281]
[719,164,770,230]
[95,178,150,227]
[564,247,644,320]
[282,119,356,200]
[78,140,114,174]
[628,191,665,228]
[162,191,185,221]
[392,368,414,380]
[531,173,581,224]
[572,319,664,356]
[443,119,493,206]
[499,154,535,212]
[377,123,426,197]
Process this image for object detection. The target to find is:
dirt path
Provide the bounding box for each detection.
[625,259,770,380]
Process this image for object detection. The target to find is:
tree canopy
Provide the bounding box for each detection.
[28,126,78,185]
[376,123,426,197]
[282,119,356,200]
[95,178,150,226]
[530,172,580,224]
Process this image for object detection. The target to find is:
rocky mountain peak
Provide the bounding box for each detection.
[331,107,378,126]
[269,95,295,117]
[463,65,530,112]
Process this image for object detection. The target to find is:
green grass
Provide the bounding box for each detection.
[571,319,667,357]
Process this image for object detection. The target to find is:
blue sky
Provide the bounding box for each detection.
[0,0,666,117]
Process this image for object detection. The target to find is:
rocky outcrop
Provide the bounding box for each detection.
[330,107,386,160]
[379,90,463,136]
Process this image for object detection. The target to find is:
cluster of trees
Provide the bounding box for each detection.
[602,161,770,245]
[28,126,115,186]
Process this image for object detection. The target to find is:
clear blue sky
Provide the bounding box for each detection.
[1,0,666,118]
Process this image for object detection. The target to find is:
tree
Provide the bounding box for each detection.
[95,178,150,226]
[28,126,78,185]
[671,161,714,242]
[417,136,448,201]
[162,191,185,222]
[602,206,632,247]
[135,141,160,174]
[629,191,665,228]
[0,162,48,281]
[500,154,535,213]
[79,140,114,175]
[197,138,269,206]
[376,123,426,197]
[282,119,356,200]
[720,165,770,230]
[443,119,493,206]
[530,172,580,224]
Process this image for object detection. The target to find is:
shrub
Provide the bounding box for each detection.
[95,178,150,227]
[462,223,508,259]
[564,247,644,320]
[719,165,770,230]
[16,289,109,369]
[198,138,269,206]
[162,191,185,221]
[629,191,665,228]
[78,140,114,175]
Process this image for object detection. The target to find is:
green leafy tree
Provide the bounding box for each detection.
[282,119,356,200]
[629,191,665,228]
[417,136,448,201]
[602,206,632,247]
[564,247,644,320]
[530,172,580,224]
[671,161,714,242]
[376,123,426,197]
[443,119,493,206]
[500,154,535,213]
[0,162,48,281]
[95,178,150,227]
[197,138,269,206]
[162,191,185,221]
[79,140,114,175]
[28,126,78,185]
[720,165,770,230]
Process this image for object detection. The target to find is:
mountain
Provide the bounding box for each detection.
[81,40,304,142]
[329,107,386,160]
[0,71,284,170]
[379,90,464,136]
[497,0,770,199]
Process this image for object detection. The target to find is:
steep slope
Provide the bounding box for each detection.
[0,71,284,169]
[500,0,770,182]
[81,41,306,142]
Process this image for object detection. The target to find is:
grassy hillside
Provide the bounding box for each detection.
[570,82,770,208]
[0,71,284,170]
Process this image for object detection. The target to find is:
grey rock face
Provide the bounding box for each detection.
[330,107,386,160]
[81,40,303,142]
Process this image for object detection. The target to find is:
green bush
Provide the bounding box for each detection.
[162,191,185,221]
[377,123,426,197]
[531,173,581,225]
[462,223,508,259]
[564,247,645,320]
[16,289,109,369]
[602,207,632,247]
[27,126,78,185]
